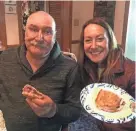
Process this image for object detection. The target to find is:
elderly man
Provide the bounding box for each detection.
[0,11,81,131]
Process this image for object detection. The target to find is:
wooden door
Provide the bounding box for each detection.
[47,1,72,52]
[17,1,24,45]
[0,1,7,50]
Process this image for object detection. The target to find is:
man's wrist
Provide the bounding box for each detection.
[46,103,57,118]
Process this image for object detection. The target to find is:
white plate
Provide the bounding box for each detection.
[80,83,136,123]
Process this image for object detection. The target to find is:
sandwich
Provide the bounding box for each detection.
[22,84,44,99]
[95,89,125,112]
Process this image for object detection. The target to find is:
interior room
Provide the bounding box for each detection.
[0,1,135,131]
[0,0,135,60]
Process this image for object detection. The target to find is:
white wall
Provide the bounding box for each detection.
[71,1,127,57]
[72,1,126,44]
[71,1,94,57]
[5,13,19,46]
[114,1,126,45]
[4,1,126,52]
[125,0,136,61]
[72,1,94,40]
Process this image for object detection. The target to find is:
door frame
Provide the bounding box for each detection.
[61,1,72,52]
[17,1,24,45]
[121,1,130,51]
[0,1,7,49]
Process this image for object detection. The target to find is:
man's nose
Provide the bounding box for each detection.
[36,30,44,41]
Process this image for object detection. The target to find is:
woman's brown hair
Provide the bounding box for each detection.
[78,18,123,83]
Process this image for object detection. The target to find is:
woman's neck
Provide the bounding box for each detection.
[98,56,108,68]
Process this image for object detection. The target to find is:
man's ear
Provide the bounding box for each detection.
[52,31,57,43]
[54,30,57,36]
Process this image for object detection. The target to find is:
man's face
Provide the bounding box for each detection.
[25,13,56,58]
[84,24,109,64]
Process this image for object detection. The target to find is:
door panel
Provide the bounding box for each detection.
[48,1,72,51]
[48,1,62,46]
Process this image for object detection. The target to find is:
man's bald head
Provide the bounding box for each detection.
[26,11,56,32]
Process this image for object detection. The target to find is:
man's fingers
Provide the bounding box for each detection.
[26,98,50,117]
[22,91,36,99]
[23,84,35,92]
[24,94,50,107]
[26,98,39,111]
[22,84,44,99]
[22,91,44,99]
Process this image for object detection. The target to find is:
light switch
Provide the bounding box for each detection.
[74,19,79,26]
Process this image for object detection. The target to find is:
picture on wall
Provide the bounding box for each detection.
[93,1,116,29]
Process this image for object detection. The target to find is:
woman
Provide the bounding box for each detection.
[69,18,135,131]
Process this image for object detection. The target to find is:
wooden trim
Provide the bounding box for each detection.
[45,1,49,12]
[47,1,72,52]
[0,1,7,49]
[7,44,19,48]
[17,1,24,44]
[121,1,130,51]
[61,1,72,51]
[72,40,80,44]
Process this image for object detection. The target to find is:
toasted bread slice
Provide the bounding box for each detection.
[95,89,125,112]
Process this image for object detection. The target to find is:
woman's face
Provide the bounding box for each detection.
[84,24,109,64]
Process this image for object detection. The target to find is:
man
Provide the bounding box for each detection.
[0,11,81,131]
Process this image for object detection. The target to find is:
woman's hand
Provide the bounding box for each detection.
[62,51,77,62]
[130,102,136,113]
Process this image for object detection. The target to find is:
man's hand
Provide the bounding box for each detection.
[22,84,56,118]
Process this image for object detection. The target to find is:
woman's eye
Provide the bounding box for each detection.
[96,37,105,42]
[84,39,92,43]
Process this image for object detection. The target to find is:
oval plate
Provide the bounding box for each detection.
[80,83,136,123]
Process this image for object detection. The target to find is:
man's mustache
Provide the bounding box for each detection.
[30,41,47,48]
